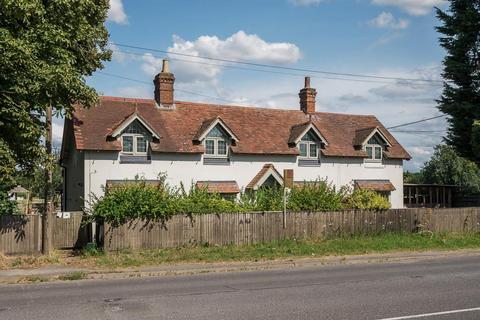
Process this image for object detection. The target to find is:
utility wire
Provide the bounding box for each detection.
[386,115,446,129]
[96,71,240,104]
[113,49,443,87]
[111,42,446,85]
[97,71,448,134]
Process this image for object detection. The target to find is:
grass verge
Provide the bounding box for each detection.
[58,271,88,281]
[92,232,480,268]
[2,232,480,270]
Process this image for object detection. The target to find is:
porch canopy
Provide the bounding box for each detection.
[195,181,240,194]
[354,179,396,192]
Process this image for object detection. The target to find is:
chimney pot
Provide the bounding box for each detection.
[299,76,316,114]
[153,59,175,108]
[304,76,310,88]
[162,59,170,73]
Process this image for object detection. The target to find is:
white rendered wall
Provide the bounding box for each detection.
[82,151,405,209]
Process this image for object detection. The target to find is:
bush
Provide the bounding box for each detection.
[239,187,284,212]
[288,180,345,211]
[346,189,390,210]
[90,175,393,225]
[179,185,243,214]
[90,179,178,226]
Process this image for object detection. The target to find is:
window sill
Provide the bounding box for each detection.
[364,161,384,168]
[298,159,321,167]
[119,154,151,164]
[203,157,230,165]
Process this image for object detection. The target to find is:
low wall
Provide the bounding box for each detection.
[102,207,480,251]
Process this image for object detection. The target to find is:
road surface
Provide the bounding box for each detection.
[1,254,480,319]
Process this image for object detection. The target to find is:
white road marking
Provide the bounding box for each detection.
[377,307,480,320]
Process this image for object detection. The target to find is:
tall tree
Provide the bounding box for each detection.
[422,145,480,193]
[436,1,480,162]
[0,0,111,192]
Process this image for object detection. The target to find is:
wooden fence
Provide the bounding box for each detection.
[0,212,88,255]
[2,208,479,254]
[102,207,480,251]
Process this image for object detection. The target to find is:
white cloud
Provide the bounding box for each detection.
[52,118,64,148]
[410,146,432,156]
[107,0,128,24]
[288,0,323,6]
[108,43,136,63]
[141,31,301,84]
[371,0,447,16]
[368,12,409,29]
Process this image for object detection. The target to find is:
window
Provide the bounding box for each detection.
[122,136,133,153]
[122,135,149,155]
[365,145,382,162]
[121,120,150,155]
[298,131,319,159]
[204,125,229,158]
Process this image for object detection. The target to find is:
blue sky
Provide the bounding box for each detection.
[54,0,450,171]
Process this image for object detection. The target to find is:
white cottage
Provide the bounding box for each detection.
[60,60,411,211]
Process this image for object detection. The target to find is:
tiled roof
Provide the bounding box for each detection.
[246,164,283,189]
[195,181,240,194]
[354,179,396,192]
[70,96,411,159]
[353,127,377,147]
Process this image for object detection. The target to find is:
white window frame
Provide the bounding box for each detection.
[365,144,383,162]
[298,141,319,159]
[204,137,229,158]
[122,134,148,155]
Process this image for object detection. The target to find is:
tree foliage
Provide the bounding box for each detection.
[346,189,391,210]
[436,1,480,162]
[422,145,480,193]
[0,0,111,207]
[15,163,63,198]
[403,171,424,184]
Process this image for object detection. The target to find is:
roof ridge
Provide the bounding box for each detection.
[176,100,378,117]
[98,96,378,118]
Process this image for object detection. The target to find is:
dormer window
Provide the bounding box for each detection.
[121,120,150,155]
[298,131,319,159]
[365,134,384,162]
[204,125,229,158]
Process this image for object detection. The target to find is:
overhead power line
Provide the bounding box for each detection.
[386,115,446,130]
[96,71,239,104]
[110,42,446,85]
[112,49,443,88]
[96,71,448,134]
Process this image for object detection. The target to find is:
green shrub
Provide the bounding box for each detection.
[346,189,390,210]
[239,187,284,212]
[91,179,179,226]
[90,175,392,225]
[287,180,345,211]
[179,185,243,214]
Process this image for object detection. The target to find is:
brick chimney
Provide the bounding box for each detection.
[153,59,175,108]
[299,76,316,114]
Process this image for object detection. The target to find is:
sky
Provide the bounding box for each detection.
[54,0,450,171]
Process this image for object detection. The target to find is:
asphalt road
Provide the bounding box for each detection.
[1,254,480,320]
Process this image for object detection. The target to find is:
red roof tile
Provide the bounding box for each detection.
[354,180,396,192]
[195,181,240,194]
[246,164,283,189]
[70,96,411,159]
